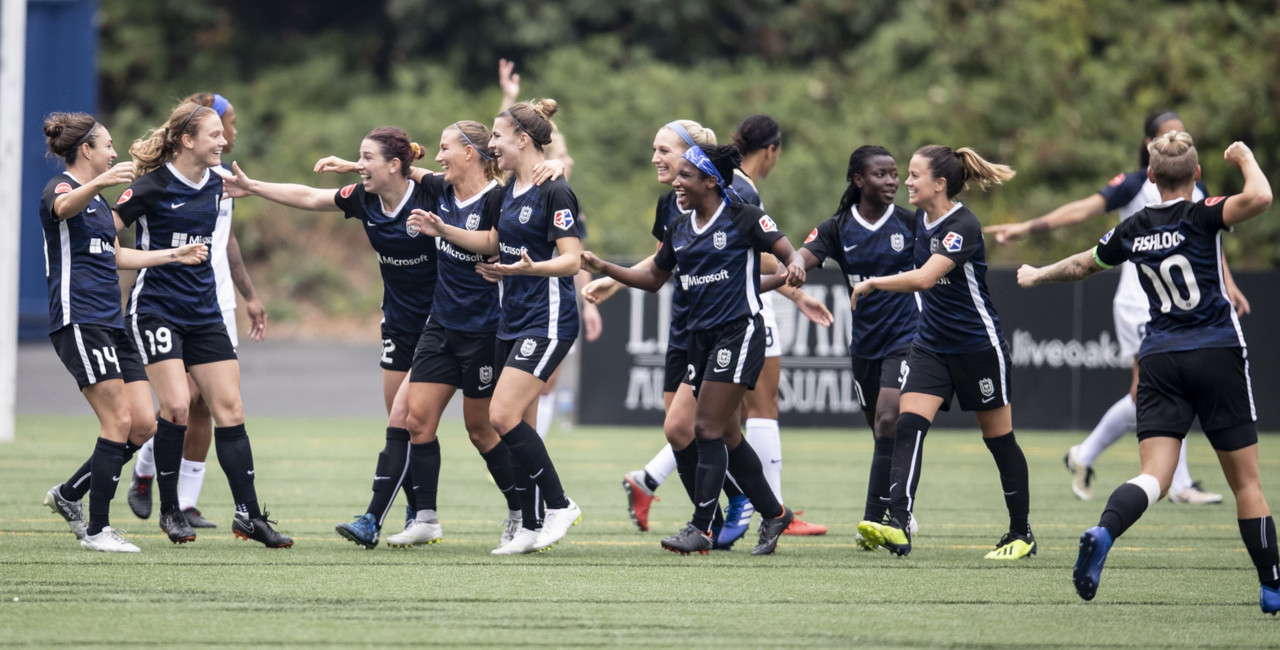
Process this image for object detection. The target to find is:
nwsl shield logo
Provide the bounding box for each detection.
[520,338,537,357]
[466,213,480,230]
[716,348,732,369]
[979,377,994,398]
[943,231,963,253]
[519,206,533,224]
[713,231,727,250]
[890,233,905,252]
[553,209,574,230]
[479,365,493,384]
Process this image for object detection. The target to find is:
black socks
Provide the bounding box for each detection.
[984,431,1030,535]
[691,438,728,532]
[503,421,568,510]
[153,418,186,514]
[1239,517,1280,589]
[366,427,414,526]
[480,441,522,511]
[1098,483,1152,539]
[865,437,895,522]
[214,424,260,519]
[86,437,128,537]
[889,412,930,528]
[726,438,782,519]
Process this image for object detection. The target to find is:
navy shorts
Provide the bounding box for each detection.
[901,341,1011,412]
[685,314,766,398]
[1136,347,1257,452]
[51,324,147,389]
[851,344,911,412]
[410,319,498,398]
[495,335,573,382]
[380,322,418,372]
[664,346,689,394]
[129,313,236,368]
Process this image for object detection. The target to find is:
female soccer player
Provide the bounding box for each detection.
[986,111,1233,505]
[38,113,207,552]
[1017,133,1277,612]
[119,101,291,548]
[224,126,440,548]
[852,145,1034,560]
[794,145,921,546]
[582,143,801,556]
[409,98,583,554]
[128,92,268,529]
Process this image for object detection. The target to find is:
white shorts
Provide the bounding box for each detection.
[222,308,239,351]
[760,293,782,358]
[1113,263,1149,360]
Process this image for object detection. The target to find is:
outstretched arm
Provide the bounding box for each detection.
[581,251,671,293]
[984,194,1108,245]
[407,209,498,255]
[853,253,954,301]
[115,240,208,270]
[1016,249,1105,288]
[223,162,339,211]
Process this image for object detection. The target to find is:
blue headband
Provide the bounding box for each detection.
[211,94,230,117]
[453,123,494,160]
[683,145,742,206]
[665,121,698,149]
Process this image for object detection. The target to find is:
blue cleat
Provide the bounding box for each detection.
[335,513,381,550]
[1261,585,1280,615]
[1073,526,1113,601]
[715,495,753,549]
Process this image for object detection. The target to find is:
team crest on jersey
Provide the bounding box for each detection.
[519,206,533,224]
[520,338,537,357]
[553,209,575,230]
[1108,172,1126,187]
[890,233,905,252]
[406,220,420,237]
[979,377,994,398]
[803,228,818,244]
[55,182,73,195]
[465,213,480,230]
[479,365,493,384]
[713,231,727,250]
[758,215,778,233]
[716,348,732,369]
[943,231,963,253]
[1206,196,1226,206]
[116,189,133,205]
[1099,228,1115,245]
[340,184,356,199]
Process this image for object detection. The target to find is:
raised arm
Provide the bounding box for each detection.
[581,251,671,293]
[224,162,340,211]
[314,156,436,184]
[53,163,136,221]
[1222,142,1273,227]
[984,194,1108,245]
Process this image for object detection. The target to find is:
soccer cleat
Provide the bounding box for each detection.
[1064,445,1095,500]
[751,506,795,556]
[532,498,582,552]
[985,529,1037,560]
[906,512,920,536]
[1169,481,1224,505]
[1073,526,1113,600]
[233,510,294,548]
[782,510,828,536]
[80,526,141,553]
[492,527,541,555]
[386,520,442,548]
[661,523,713,555]
[500,515,522,546]
[182,507,217,529]
[1261,585,1280,615]
[622,470,658,532]
[335,513,381,549]
[44,485,87,540]
[856,519,912,556]
[158,508,196,544]
[127,471,153,519]
[716,494,753,549]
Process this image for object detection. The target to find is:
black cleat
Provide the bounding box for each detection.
[660,523,713,555]
[128,471,153,519]
[751,506,794,556]
[182,507,217,529]
[159,508,196,544]
[233,511,294,548]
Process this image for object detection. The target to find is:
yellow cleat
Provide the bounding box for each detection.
[984,531,1036,560]
[856,520,911,556]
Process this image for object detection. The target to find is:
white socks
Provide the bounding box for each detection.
[178,459,206,511]
[644,444,677,487]
[1126,473,1162,507]
[134,437,156,476]
[745,418,783,503]
[536,395,553,439]
[1078,394,1136,467]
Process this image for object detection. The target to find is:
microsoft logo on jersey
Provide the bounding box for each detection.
[942,231,963,252]
[171,233,213,248]
[553,209,574,230]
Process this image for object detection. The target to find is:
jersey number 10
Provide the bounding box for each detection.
[1138,254,1201,314]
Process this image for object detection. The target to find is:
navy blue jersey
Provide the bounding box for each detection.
[495,176,582,341]
[38,173,123,332]
[913,204,1004,354]
[423,174,501,332]
[333,180,438,336]
[651,190,691,350]
[804,204,921,359]
[731,171,763,209]
[1094,196,1244,357]
[117,164,223,327]
[654,201,784,332]
[1098,168,1210,215]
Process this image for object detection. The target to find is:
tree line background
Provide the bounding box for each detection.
[96,0,1280,332]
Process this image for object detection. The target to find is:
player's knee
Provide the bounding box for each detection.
[160,403,190,426]
[875,412,898,439]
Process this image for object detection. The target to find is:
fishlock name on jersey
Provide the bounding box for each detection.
[377,252,431,267]
[680,269,729,290]
[437,239,483,263]
[499,242,528,257]
[170,233,214,247]
[1131,231,1185,252]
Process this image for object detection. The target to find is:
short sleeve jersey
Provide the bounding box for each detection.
[38,173,122,332]
[913,203,1004,354]
[803,204,920,359]
[731,170,763,209]
[333,180,438,337]
[495,176,582,341]
[1099,168,1209,220]
[1093,197,1244,358]
[422,174,502,332]
[654,201,784,333]
[652,190,692,350]
[117,163,224,327]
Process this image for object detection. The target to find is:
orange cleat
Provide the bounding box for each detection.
[782,510,827,536]
[622,470,658,532]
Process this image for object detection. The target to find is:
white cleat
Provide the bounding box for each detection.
[44,485,87,540]
[80,526,141,553]
[499,516,522,546]
[1064,445,1095,500]
[385,520,442,548]
[532,498,582,552]
[492,527,541,555]
[1169,482,1224,505]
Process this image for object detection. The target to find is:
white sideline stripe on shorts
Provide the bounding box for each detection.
[732,318,757,384]
[72,324,97,385]
[963,261,1008,403]
[130,314,150,365]
[533,339,559,379]
[1245,352,1258,421]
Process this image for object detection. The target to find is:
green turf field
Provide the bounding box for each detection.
[3,416,1278,647]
